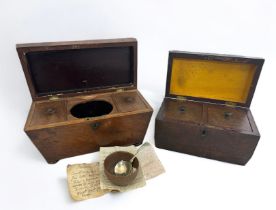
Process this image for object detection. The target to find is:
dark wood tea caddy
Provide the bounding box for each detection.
[17,38,153,164]
[155,51,264,165]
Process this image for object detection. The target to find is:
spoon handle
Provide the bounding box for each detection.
[130,142,150,163]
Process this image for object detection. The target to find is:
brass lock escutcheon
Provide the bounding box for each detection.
[91,122,101,130]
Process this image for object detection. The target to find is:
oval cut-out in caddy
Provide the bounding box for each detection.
[70,100,113,118]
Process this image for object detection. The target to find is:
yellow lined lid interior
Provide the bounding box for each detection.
[170,58,257,103]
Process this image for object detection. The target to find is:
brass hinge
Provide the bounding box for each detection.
[49,95,60,101]
[116,88,124,92]
[176,96,187,101]
[225,101,237,107]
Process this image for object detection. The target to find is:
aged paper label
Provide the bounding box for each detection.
[137,143,165,180]
[67,163,109,201]
[99,146,146,192]
[67,143,165,200]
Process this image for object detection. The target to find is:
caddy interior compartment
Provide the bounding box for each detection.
[70,100,113,118]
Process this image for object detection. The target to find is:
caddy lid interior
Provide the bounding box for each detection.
[17,38,137,100]
[166,51,264,107]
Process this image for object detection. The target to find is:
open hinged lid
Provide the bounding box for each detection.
[166,51,264,107]
[17,38,137,101]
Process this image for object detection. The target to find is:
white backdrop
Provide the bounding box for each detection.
[0,0,276,209]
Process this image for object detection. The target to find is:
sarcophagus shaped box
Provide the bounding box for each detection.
[155,51,264,165]
[17,38,153,164]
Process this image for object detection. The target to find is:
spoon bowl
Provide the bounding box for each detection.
[114,160,132,175]
[114,142,149,176]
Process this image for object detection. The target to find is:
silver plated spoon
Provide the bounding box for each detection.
[114,142,150,175]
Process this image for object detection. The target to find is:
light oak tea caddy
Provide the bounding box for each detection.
[17,38,153,164]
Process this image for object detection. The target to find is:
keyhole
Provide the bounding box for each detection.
[179,106,185,112]
[91,122,101,130]
[201,129,207,137]
[224,112,233,119]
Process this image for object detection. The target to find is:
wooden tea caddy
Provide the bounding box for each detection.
[155,51,264,165]
[17,38,153,164]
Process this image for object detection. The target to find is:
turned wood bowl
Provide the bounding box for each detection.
[104,151,139,186]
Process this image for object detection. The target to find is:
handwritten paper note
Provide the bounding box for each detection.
[66,143,165,201]
[67,163,109,201]
[137,143,165,180]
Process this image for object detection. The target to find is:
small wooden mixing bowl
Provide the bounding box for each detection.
[104,151,139,186]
